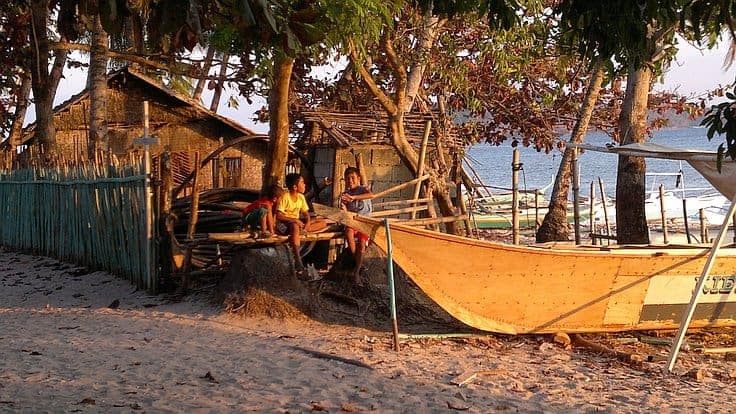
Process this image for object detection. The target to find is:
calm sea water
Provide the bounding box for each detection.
[465,127,721,198]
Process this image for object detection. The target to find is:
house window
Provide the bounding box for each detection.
[220,157,241,187]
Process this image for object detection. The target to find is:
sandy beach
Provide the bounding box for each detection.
[3,249,736,413]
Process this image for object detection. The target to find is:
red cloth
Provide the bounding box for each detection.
[243,198,273,215]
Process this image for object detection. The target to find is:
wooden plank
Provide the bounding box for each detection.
[372,197,433,209]
[372,205,428,217]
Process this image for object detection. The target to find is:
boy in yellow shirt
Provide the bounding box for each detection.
[275,173,325,279]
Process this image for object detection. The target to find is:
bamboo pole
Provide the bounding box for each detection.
[371,175,430,199]
[355,152,367,187]
[700,208,708,243]
[142,101,154,291]
[372,197,433,209]
[187,152,202,240]
[683,199,692,243]
[589,181,596,244]
[411,121,431,220]
[666,193,736,372]
[384,219,400,352]
[457,181,472,237]
[512,149,520,245]
[572,148,581,244]
[534,192,540,232]
[659,185,668,244]
[598,177,611,241]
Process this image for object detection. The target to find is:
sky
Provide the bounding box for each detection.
[32,39,736,135]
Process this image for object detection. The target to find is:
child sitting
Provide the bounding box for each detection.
[275,173,326,279]
[242,184,283,238]
[339,167,373,284]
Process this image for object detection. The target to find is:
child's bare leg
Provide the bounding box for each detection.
[259,212,268,233]
[290,222,304,269]
[266,212,275,233]
[353,239,366,284]
[345,228,357,255]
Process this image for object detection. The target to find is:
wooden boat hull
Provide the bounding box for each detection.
[351,215,736,334]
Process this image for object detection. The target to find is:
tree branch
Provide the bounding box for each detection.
[52,41,199,74]
[347,38,398,115]
[381,34,407,113]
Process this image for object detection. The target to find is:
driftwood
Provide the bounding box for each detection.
[571,334,644,365]
[700,347,736,354]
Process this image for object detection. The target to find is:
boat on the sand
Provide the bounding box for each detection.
[323,143,736,335]
[345,213,736,334]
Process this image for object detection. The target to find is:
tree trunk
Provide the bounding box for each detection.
[88,15,109,159]
[209,52,229,112]
[29,0,55,153]
[8,71,32,152]
[263,54,294,190]
[537,62,604,242]
[615,65,652,244]
[193,47,215,102]
[404,14,443,112]
[29,0,68,156]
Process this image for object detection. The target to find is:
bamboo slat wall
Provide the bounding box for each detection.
[0,162,157,291]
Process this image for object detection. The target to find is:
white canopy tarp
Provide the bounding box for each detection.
[574,142,736,200]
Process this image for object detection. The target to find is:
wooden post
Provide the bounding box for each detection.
[456,181,472,237]
[187,152,201,240]
[572,148,581,244]
[667,193,736,372]
[455,160,473,237]
[160,150,172,215]
[683,199,692,243]
[384,219,400,352]
[411,121,432,220]
[700,208,708,243]
[354,152,367,187]
[534,191,540,232]
[511,149,520,245]
[598,177,611,241]
[659,185,668,244]
[142,101,154,292]
[589,181,596,244]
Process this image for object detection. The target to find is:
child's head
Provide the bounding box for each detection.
[264,183,284,201]
[344,167,361,189]
[285,173,305,193]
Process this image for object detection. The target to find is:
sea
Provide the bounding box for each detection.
[465,127,721,198]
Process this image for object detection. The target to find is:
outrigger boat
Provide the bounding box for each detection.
[325,143,736,336]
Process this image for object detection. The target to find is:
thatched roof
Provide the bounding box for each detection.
[18,67,256,145]
[300,110,466,150]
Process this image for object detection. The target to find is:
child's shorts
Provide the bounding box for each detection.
[348,227,369,245]
[243,207,267,229]
[276,220,292,235]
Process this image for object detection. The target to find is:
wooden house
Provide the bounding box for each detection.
[298,110,466,210]
[18,68,266,192]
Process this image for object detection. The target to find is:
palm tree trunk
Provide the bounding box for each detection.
[263,53,294,190]
[615,64,652,244]
[537,62,604,242]
[88,15,109,159]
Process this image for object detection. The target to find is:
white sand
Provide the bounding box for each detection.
[2,249,736,413]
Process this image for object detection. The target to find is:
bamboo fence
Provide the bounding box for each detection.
[0,161,157,291]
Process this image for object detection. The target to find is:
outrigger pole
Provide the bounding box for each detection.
[666,193,736,372]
